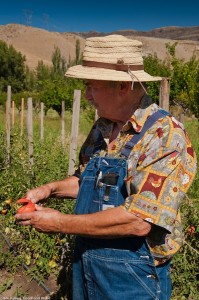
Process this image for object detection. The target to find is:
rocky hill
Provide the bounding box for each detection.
[0,23,199,70]
[78,26,199,41]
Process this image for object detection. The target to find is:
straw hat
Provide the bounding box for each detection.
[65,35,162,82]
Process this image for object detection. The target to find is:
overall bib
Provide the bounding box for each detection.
[73,111,172,300]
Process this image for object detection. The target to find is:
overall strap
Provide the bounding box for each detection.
[121,109,170,158]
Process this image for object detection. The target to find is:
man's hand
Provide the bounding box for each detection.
[24,176,79,204]
[25,185,52,204]
[15,205,63,233]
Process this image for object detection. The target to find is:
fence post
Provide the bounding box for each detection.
[21,98,24,136]
[61,101,65,148]
[159,78,170,112]
[6,85,11,165]
[68,90,81,176]
[11,100,15,128]
[40,102,44,141]
[95,110,99,121]
[27,97,33,166]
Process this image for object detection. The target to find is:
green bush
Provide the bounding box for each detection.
[0,128,71,279]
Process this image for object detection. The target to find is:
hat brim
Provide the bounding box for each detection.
[65,65,162,82]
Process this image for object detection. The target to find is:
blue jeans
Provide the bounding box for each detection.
[73,156,172,299]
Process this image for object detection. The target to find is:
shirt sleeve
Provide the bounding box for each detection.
[122,117,197,234]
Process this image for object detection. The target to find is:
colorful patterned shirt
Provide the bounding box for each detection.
[76,96,197,265]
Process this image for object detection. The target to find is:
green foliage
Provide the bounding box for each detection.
[38,79,67,115]
[36,60,52,82]
[0,110,93,295]
[35,46,67,114]
[0,40,27,93]
[0,278,13,294]
[144,43,199,119]
[0,126,72,282]
[38,78,85,116]
[51,46,66,78]
[144,54,170,103]
[144,53,170,78]
[171,120,199,299]
[24,66,37,92]
[166,42,178,57]
[0,42,86,117]
[68,39,83,67]
[176,58,199,118]
[1,39,198,122]
[75,39,81,65]
[0,91,7,108]
[171,195,199,298]
[32,46,85,116]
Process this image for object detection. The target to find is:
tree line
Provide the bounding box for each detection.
[0,39,88,117]
[0,39,198,119]
[144,42,199,119]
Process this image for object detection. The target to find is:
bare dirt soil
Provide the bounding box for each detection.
[0,233,72,300]
[0,267,54,299]
[0,264,71,300]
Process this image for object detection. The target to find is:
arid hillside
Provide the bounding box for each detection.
[0,24,199,69]
[81,26,199,41]
[0,24,85,69]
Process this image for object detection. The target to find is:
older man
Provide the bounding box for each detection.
[16,35,197,300]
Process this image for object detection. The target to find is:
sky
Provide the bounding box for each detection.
[0,0,199,33]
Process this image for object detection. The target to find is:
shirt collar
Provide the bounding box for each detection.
[121,95,159,133]
[95,117,114,139]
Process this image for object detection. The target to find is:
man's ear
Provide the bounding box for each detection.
[119,82,131,94]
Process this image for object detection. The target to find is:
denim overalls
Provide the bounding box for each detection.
[73,111,172,300]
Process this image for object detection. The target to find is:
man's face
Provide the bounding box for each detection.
[84,80,120,120]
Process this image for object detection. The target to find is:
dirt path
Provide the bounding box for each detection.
[0,265,72,299]
[0,267,53,299]
[0,233,71,300]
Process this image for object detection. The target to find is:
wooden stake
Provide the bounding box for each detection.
[21,98,24,136]
[68,90,81,176]
[6,86,11,165]
[11,100,15,127]
[40,102,44,141]
[159,78,170,112]
[27,97,33,166]
[61,101,65,148]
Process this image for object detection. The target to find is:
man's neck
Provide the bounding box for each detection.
[111,93,146,124]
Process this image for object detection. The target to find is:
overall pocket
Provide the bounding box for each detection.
[97,182,119,211]
[75,177,96,214]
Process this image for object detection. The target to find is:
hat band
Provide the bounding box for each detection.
[82,60,144,71]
